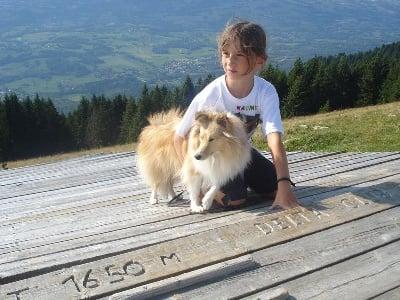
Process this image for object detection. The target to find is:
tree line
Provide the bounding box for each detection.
[261,41,400,117]
[1,42,399,162]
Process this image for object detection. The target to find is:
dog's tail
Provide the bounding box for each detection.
[147,108,184,126]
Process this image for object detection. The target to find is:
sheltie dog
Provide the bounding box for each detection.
[136,108,251,213]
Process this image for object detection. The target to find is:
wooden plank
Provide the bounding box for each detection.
[372,286,400,300]
[290,151,400,184]
[0,169,397,278]
[0,152,135,185]
[0,160,399,280]
[271,241,400,300]
[0,154,398,269]
[292,153,400,198]
[0,153,137,199]
[1,177,399,299]
[241,288,290,300]
[1,152,398,219]
[2,151,398,227]
[1,152,399,297]
[2,152,397,201]
[0,176,145,219]
[109,255,257,300]
[145,206,400,300]
[0,163,138,201]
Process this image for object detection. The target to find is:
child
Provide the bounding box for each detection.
[173,20,300,210]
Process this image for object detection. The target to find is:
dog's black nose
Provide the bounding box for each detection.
[194,153,202,160]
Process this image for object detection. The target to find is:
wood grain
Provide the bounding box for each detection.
[0,151,399,299]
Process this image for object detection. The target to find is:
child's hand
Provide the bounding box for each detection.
[269,182,301,210]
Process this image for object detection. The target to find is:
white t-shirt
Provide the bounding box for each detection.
[176,75,283,139]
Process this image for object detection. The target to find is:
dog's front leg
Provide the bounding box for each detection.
[201,185,219,211]
[188,175,204,213]
[149,190,158,204]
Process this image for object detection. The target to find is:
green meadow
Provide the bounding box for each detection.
[253,102,400,152]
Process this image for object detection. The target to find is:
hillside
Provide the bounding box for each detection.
[0,0,399,111]
[253,102,400,152]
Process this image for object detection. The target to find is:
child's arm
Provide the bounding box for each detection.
[267,132,301,209]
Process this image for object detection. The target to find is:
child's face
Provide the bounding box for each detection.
[221,41,258,79]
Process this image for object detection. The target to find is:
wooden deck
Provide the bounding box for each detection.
[0,151,399,300]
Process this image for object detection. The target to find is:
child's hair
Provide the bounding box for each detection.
[217,20,268,62]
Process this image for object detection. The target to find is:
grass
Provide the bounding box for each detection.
[252,102,399,152]
[4,102,400,169]
[6,144,137,170]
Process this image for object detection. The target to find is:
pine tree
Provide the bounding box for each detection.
[282,76,305,118]
[195,74,215,94]
[182,75,195,107]
[287,58,305,86]
[380,59,400,103]
[150,85,164,113]
[2,93,25,159]
[119,97,137,143]
[160,85,169,107]
[283,58,308,117]
[0,102,9,162]
[303,57,322,114]
[309,59,329,113]
[68,97,90,149]
[110,94,128,144]
[130,85,154,142]
[357,55,389,106]
[335,55,356,109]
[260,64,288,100]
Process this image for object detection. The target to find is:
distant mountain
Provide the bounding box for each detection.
[0,0,399,111]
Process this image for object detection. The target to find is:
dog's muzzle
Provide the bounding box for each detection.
[194,153,202,160]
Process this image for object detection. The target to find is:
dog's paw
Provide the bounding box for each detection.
[149,190,158,205]
[190,204,204,213]
[202,197,214,211]
[149,197,158,205]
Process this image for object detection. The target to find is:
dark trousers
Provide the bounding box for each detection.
[221,147,277,201]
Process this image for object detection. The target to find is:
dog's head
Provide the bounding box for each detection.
[188,111,246,160]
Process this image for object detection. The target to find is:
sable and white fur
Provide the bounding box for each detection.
[136,108,185,204]
[136,109,251,213]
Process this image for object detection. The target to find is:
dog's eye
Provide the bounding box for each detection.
[209,137,214,142]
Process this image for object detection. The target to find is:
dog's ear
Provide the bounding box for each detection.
[216,114,231,129]
[195,111,210,125]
